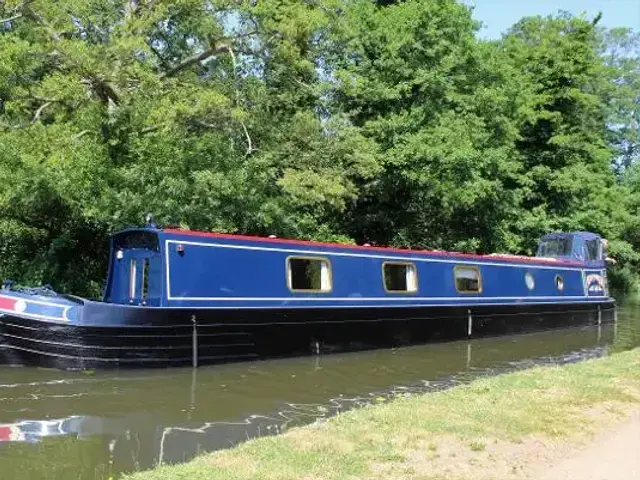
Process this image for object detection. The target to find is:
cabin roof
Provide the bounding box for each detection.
[539,231,602,242]
[162,228,584,267]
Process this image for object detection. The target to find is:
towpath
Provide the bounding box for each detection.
[535,412,640,480]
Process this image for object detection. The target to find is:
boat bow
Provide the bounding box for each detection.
[0,289,82,323]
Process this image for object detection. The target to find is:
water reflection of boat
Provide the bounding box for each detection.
[0,416,133,443]
[0,225,615,369]
[0,418,82,443]
[0,423,24,442]
[0,323,618,479]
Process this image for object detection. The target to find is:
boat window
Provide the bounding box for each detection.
[113,231,159,252]
[585,239,601,261]
[287,257,332,292]
[537,237,573,258]
[383,262,418,293]
[454,266,482,293]
[555,275,564,291]
[525,272,535,290]
[129,259,137,300]
[141,258,149,303]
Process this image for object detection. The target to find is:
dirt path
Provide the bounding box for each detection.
[535,412,640,480]
[383,408,640,480]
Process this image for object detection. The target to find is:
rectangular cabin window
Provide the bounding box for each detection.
[383,262,418,293]
[454,266,482,293]
[141,258,149,303]
[585,239,601,261]
[287,257,332,292]
[129,259,137,299]
[113,231,160,252]
[537,237,573,258]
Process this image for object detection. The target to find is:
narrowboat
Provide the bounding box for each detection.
[0,226,615,369]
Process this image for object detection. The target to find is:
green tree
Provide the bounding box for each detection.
[600,27,640,173]
[0,0,379,296]
[0,1,639,295]
[500,14,631,246]
[326,0,523,252]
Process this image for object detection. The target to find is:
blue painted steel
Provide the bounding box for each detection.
[145,228,609,309]
[2,227,613,327]
[162,236,586,307]
[103,229,163,306]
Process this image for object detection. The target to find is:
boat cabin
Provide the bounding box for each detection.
[101,228,608,308]
[536,232,605,268]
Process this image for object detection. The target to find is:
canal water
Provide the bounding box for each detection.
[0,300,638,480]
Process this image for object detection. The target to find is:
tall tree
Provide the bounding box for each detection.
[599,27,640,173]
[0,1,639,294]
[501,13,630,243]
[326,0,522,252]
[0,0,379,295]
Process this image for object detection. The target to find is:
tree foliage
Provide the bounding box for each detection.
[0,0,638,296]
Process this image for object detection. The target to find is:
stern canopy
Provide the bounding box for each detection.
[103,229,163,306]
[536,232,605,267]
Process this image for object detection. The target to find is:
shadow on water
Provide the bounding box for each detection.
[0,300,638,480]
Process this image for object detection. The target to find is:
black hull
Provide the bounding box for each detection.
[0,301,616,370]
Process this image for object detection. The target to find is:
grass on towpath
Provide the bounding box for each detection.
[124,348,640,480]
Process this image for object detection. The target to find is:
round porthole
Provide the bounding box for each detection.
[525,272,535,290]
[555,275,564,291]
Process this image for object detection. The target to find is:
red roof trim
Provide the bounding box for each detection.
[162,229,583,267]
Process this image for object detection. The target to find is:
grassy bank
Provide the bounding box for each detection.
[126,349,640,480]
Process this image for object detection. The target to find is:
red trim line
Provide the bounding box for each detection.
[162,229,583,267]
[0,296,16,310]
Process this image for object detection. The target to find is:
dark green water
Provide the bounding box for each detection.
[0,300,638,480]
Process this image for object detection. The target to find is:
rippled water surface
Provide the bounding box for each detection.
[0,298,638,480]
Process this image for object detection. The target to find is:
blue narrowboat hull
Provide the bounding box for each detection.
[0,298,616,369]
[0,227,616,369]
